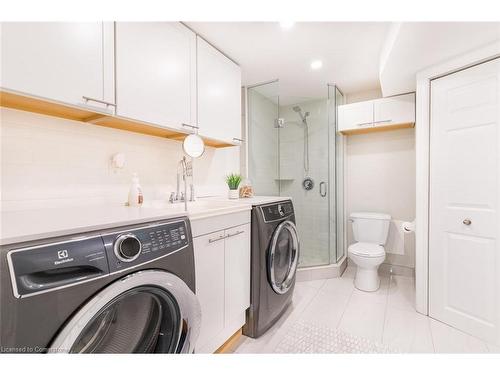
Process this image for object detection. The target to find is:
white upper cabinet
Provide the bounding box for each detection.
[115,22,196,130]
[373,92,415,128]
[197,36,242,144]
[337,100,373,132]
[1,22,115,112]
[338,92,415,133]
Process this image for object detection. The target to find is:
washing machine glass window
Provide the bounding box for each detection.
[70,286,180,353]
[268,220,299,295]
[49,270,200,353]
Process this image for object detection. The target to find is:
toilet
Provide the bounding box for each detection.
[348,212,391,292]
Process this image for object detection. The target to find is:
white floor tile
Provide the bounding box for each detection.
[383,307,434,353]
[296,278,327,290]
[387,275,416,311]
[320,268,356,296]
[429,318,489,353]
[349,276,389,306]
[299,290,351,330]
[338,292,386,342]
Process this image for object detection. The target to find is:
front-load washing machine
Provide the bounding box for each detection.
[0,216,201,353]
[243,199,299,338]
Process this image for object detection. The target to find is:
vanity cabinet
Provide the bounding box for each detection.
[338,92,415,134]
[197,36,242,144]
[1,22,115,112]
[115,22,197,131]
[192,210,251,353]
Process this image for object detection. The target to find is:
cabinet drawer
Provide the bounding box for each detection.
[191,210,251,238]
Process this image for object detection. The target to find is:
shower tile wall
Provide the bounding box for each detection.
[247,89,279,196]
[279,99,330,267]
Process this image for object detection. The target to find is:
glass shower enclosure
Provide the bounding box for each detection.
[246,81,345,268]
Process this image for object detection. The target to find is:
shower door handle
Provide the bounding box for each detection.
[319,182,327,197]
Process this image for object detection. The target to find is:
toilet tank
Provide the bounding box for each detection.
[350,212,391,245]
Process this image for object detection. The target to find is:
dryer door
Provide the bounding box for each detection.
[267,220,300,295]
[49,270,201,353]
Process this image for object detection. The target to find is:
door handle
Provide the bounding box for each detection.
[226,230,245,238]
[319,182,327,197]
[463,218,472,226]
[356,122,373,127]
[208,234,227,243]
[82,96,116,107]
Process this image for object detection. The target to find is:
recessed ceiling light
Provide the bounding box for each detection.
[279,21,295,29]
[310,60,323,70]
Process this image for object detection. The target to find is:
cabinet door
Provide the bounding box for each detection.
[115,22,196,130]
[197,36,241,143]
[193,230,226,352]
[1,22,114,111]
[373,92,415,128]
[224,223,251,320]
[337,101,373,132]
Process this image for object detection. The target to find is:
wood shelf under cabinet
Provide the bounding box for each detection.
[0,90,236,148]
[340,122,414,135]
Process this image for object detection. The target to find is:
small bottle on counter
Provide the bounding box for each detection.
[239,179,254,198]
[128,172,144,207]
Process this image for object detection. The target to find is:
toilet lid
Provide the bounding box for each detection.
[348,242,385,258]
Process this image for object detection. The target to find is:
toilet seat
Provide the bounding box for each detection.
[348,242,385,258]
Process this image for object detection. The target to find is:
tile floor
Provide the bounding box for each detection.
[233,266,499,354]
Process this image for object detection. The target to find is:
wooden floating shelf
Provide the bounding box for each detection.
[340,122,415,135]
[0,90,236,149]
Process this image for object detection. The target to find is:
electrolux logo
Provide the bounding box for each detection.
[54,249,74,265]
[57,250,68,259]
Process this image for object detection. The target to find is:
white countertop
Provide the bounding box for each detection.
[0,196,290,246]
[0,200,251,246]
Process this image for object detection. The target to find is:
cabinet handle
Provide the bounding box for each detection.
[82,96,116,107]
[232,138,244,143]
[226,230,245,238]
[182,123,199,130]
[373,119,392,124]
[208,234,227,243]
[463,218,472,226]
[356,122,373,127]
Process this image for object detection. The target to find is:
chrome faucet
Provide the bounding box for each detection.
[170,156,195,211]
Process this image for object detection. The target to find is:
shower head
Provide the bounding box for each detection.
[293,106,310,124]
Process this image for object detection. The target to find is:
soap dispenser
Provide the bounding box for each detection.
[128,172,144,207]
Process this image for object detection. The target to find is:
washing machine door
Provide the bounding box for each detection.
[49,270,201,353]
[268,220,300,295]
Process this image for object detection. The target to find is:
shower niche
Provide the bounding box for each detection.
[246,80,346,269]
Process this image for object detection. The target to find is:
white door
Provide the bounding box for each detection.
[115,22,196,130]
[1,22,114,111]
[197,37,241,143]
[193,230,225,352]
[429,58,500,345]
[373,92,415,128]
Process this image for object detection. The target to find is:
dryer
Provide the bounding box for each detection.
[243,199,299,338]
[0,217,201,353]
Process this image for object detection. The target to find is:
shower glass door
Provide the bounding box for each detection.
[277,96,331,267]
[246,81,344,268]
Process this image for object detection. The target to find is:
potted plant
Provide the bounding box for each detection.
[226,173,242,199]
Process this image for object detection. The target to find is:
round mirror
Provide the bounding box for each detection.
[183,134,205,158]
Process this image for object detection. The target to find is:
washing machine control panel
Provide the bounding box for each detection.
[261,201,294,222]
[103,219,190,273]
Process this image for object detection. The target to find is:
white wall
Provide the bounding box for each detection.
[345,128,416,269]
[0,108,240,211]
[345,88,382,104]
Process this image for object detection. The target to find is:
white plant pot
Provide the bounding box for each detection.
[228,189,239,199]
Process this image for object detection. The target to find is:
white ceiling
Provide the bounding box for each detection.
[380,22,500,96]
[187,22,391,100]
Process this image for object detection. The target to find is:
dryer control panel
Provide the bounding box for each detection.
[260,201,294,222]
[103,219,189,273]
[7,218,191,298]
